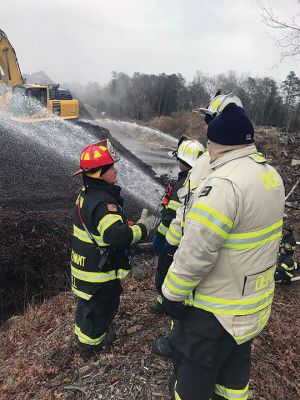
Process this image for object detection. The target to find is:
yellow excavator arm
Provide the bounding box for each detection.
[0,29,24,86]
[0,28,79,121]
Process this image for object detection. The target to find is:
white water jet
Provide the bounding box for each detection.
[0,111,164,207]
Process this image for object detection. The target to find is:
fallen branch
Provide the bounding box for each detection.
[63,384,87,396]
[285,177,300,201]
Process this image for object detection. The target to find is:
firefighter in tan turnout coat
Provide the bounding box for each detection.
[161,100,285,400]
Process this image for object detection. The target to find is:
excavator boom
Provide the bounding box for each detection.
[0,28,79,122]
[0,29,24,86]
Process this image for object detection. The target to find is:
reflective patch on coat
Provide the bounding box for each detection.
[199,186,212,197]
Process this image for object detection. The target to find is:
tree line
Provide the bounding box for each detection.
[69,70,300,133]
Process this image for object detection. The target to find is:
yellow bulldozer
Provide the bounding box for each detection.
[0,28,79,122]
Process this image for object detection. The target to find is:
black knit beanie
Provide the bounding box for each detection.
[207,103,254,145]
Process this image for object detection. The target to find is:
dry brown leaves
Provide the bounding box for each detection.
[0,252,300,400]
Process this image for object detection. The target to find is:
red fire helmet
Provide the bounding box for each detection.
[73,139,120,176]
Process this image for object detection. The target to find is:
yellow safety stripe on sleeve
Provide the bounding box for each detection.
[166,224,182,246]
[214,383,249,400]
[281,262,295,271]
[75,325,106,346]
[116,269,130,279]
[97,214,123,237]
[192,287,275,315]
[223,220,283,250]
[73,224,109,246]
[71,285,92,300]
[167,200,181,212]
[71,263,117,283]
[130,224,142,244]
[157,222,168,236]
[187,203,233,240]
[165,270,198,296]
[184,292,194,306]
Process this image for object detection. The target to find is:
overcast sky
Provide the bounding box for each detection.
[2,0,300,86]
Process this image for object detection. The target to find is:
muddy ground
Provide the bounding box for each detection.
[0,118,299,399]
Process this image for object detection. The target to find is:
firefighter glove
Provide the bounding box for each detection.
[162,295,186,320]
[137,208,155,235]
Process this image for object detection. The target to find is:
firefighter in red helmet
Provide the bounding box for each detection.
[71,140,153,358]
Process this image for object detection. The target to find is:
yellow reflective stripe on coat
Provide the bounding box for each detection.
[97,214,123,237]
[71,264,117,283]
[167,200,181,212]
[130,225,142,244]
[73,224,109,246]
[281,262,295,271]
[223,220,283,250]
[192,287,274,315]
[166,224,182,246]
[165,270,198,295]
[116,269,130,279]
[73,224,93,243]
[214,383,249,400]
[71,285,92,300]
[187,203,233,239]
[234,314,270,344]
[75,325,106,346]
[158,222,168,236]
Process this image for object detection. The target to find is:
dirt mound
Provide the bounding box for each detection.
[0,118,162,321]
[0,258,299,400]
[0,210,72,322]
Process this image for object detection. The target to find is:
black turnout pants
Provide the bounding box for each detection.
[75,280,122,351]
[169,308,251,400]
[155,253,173,295]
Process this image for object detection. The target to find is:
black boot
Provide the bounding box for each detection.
[149,301,166,316]
[77,331,116,360]
[152,336,174,358]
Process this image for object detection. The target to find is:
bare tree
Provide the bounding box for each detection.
[257,0,300,59]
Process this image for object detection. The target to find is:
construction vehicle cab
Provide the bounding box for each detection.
[0,28,79,121]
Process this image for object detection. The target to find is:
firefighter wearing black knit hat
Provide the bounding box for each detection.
[161,99,285,400]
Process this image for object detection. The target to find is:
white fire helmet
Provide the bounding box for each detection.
[198,93,243,116]
[176,139,205,168]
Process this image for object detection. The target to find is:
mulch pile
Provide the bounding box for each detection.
[0,252,299,400]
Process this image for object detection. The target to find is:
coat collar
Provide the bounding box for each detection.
[210,144,258,171]
[82,176,123,206]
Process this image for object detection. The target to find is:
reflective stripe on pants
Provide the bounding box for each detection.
[170,308,251,400]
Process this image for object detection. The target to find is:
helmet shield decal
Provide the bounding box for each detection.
[96,139,120,162]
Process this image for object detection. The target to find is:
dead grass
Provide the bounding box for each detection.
[0,251,299,400]
[148,111,207,143]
